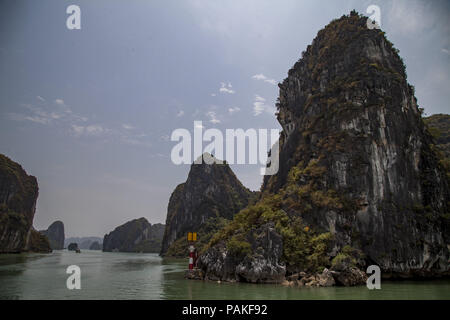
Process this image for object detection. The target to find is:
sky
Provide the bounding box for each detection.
[0,0,449,237]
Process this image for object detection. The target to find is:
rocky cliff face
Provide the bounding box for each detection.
[27,228,52,253]
[103,218,165,253]
[198,12,450,284]
[424,114,450,158]
[40,221,65,250]
[0,154,50,253]
[161,153,255,256]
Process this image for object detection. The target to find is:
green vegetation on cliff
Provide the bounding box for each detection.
[27,229,52,253]
[424,114,450,181]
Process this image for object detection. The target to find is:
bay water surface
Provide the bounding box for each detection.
[0,250,448,300]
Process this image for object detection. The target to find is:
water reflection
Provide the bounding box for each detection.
[0,251,449,299]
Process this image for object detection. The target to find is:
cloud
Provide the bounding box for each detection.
[252,74,266,81]
[26,115,51,124]
[71,124,107,137]
[264,79,277,85]
[71,124,85,136]
[122,124,134,130]
[11,103,65,125]
[442,48,450,55]
[219,82,235,94]
[211,93,216,97]
[85,125,106,135]
[10,97,90,129]
[253,95,275,116]
[228,107,241,115]
[55,99,65,105]
[176,110,185,117]
[10,97,153,148]
[252,73,277,85]
[206,111,221,124]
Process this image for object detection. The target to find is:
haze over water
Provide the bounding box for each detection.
[0,251,448,300]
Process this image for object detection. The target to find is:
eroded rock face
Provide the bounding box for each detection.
[197,12,449,285]
[103,218,165,253]
[0,154,43,253]
[424,114,450,158]
[27,228,52,253]
[161,153,254,256]
[199,223,286,283]
[262,12,449,277]
[40,221,65,250]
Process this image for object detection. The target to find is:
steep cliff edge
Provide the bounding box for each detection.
[103,218,165,253]
[0,154,51,253]
[161,153,255,256]
[40,221,65,250]
[199,12,449,284]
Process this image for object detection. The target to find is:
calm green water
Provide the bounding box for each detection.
[0,250,448,300]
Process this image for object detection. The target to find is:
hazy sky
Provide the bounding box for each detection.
[0,0,449,237]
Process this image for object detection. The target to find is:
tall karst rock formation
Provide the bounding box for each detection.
[0,154,51,253]
[161,153,255,256]
[40,221,65,250]
[198,12,449,283]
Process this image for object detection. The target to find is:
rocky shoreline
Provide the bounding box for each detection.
[186,266,368,288]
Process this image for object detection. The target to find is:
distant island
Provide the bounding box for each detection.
[65,236,103,250]
[103,218,165,253]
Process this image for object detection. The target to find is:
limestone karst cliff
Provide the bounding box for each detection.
[198,12,449,285]
[160,153,256,257]
[0,154,51,253]
[103,218,165,253]
[424,114,450,158]
[40,221,65,250]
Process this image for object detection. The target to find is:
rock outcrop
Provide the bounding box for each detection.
[198,222,285,283]
[103,218,165,253]
[198,11,450,284]
[424,114,450,158]
[67,242,79,251]
[40,221,65,250]
[26,228,52,253]
[161,153,255,256]
[0,154,51,253]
